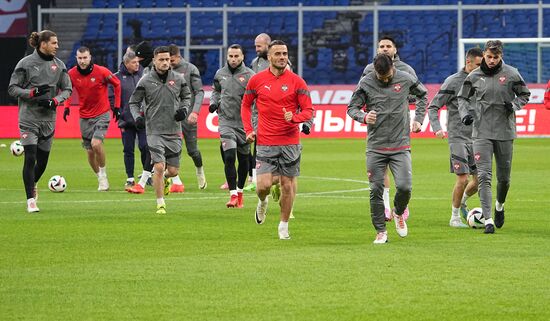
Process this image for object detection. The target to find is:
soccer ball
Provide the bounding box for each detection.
[10,140,24,156]
[48,175,67,192]
[467,207,485,228]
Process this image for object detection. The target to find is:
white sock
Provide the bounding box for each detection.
[98,166,107,177]
[172,175,182,185]
[252,169,257,183]
[279,221,288,230]
[237,188,243,194]
[495,201,504,211]
[485,218,494,225]
[127,177,134,182]
[383,188,391,210]
[230,190,238,196]
[138,170,152,188]
[196,166,204,175]
[451,206,460,218]
[461,192,471,205]
[156,198,165,206]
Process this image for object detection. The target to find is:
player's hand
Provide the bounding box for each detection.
[301,124,311,135]
[209,104,218,113]
[111,107,121,121]
[435,129,446,139]
[504,102,514,113]
[135,116,145,130]
[364,110,377,124]
[283,108,293,122]
[246,131,256,143]
[174,108,187,121]
[462,114,473,125]
[37,98,58,110]
[63,107,70,122]
[187,112,198,125]
[30,85,50,98]
[411,121,422,133]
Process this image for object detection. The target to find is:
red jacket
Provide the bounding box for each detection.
[241,68,313,145]
[65,64,121,119]
[545,80,550,110]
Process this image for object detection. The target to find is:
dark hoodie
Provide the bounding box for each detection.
[109,62,144,128]
[135,41,153,68]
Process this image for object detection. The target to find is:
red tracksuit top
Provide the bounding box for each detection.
[64,64,121,119]
[241,68,314,145]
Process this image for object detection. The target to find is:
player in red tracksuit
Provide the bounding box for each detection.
[64,46,121,191]
[241,40,314,240]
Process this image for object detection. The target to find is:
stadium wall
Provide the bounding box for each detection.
[1,84,549,139]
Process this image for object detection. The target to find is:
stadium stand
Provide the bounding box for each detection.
[69,0,548,84]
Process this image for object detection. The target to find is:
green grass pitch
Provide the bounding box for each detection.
[1,137,549,321]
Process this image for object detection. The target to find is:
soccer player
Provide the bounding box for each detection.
[362,36,417,221]
[168,44,207,192]
[241,32,272,192]
[210,44,255,208]
[428,47,483,228]
[109,51,153,192]
[458,40,531,234]
[8,30,72,213]
[63,47,121,191]
[128,46,191,214]
[241,40,314,240]
[347,54,428,244]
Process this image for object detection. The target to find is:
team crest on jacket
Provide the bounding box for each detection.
[50,64,58,71]
[168,80,175,86]
[499,76,506,84]
[238,76,245,82]
[393,83,401,92]
[281,84,288,92]
[453,163,460,170]
[474,153,481,161]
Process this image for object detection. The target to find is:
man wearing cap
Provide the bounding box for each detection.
[458,40,531,234]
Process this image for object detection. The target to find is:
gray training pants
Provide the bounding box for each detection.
[473,139,513,220]
[367,150,412,232]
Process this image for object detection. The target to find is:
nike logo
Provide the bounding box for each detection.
[34,66,39,71]
[264,85,271,91]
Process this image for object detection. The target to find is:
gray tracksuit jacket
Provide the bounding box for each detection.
[111,62,143,128]
[250,56,269,129]
[129,68,191,135]
[347,69,428,153]
[8,50,72,123]
[428,69,473,143]
[211,63,255,128]
[361,55,417,79]
[251,56,269,73]
[457,62,530,140]
[172,59,204,114]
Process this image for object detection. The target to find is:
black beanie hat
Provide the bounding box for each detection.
[135,41,153,59]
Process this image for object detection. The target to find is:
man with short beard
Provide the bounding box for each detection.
[8,30,72,213]
[128,46,191,214]
[458,40,531,234]
[241,40,314,240]
[347,54,427,244]
[64,46,121,191]
[210,44,255,208]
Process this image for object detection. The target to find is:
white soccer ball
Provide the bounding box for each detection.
[467,207,485,228]
[48,175,67,192]
[10,140,24,156]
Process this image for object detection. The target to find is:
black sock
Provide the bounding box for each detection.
[22,145,38,199]
[237,151,250,189]
[223,148,237,190]
[34,148,50,183]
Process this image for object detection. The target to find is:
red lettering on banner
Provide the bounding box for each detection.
[1,85,549,138]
